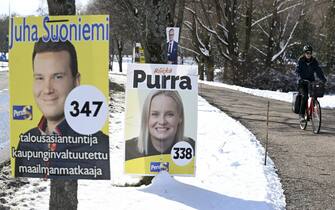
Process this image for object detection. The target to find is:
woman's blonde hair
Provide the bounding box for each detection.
[137,90,184,154]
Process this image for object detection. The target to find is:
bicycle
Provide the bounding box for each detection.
[299,80,325,134]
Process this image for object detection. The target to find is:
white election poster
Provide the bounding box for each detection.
[124,63,198,176]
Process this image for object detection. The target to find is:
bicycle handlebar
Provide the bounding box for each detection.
[299,79,326,85]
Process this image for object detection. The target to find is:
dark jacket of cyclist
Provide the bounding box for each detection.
[295,45,327,120]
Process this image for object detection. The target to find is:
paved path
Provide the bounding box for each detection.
[199,83,335,210]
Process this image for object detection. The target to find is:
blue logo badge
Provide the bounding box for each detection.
[150,162,169,172]
[13,105,32,120]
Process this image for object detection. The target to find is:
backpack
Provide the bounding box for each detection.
[292,92,301,114]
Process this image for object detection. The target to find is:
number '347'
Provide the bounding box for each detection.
[69,101,102,117]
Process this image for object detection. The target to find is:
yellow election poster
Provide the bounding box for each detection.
[124,63,198,176]
[9,15,110,179]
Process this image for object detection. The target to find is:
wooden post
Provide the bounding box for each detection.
[264,101,270,165]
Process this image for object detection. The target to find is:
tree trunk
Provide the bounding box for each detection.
[243,0,253,57]
[205,57,214,81]
[49,180,78,210]
[116,39,123,72]
[223,60,230,83]
[110,53,114,71]
[175,0,185,29]
[143,0,170,64]
[198,59,204,81]
[46,1,78,209]
[226,0,240,84]
[167,0,177,26]
[242,0,253,83]
[109,35,115,71]
[206,64,214,81]
[47,0,75,15]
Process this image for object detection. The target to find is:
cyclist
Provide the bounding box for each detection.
[295,45,327,122]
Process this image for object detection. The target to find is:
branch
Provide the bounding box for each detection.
[199,46,210,57]
[199,0,213,28]
[257,23,269,37]
[185,5,230,60]
[194,19,206,50]
[287,41,300,48]
[185,7,229,46]
[217,48,232,61]
[180,35,193,42]
[252,1,302,27]
[277,0,289,10]
[251,44,267,56]
[217,23,229,33]
[179,45,201,56]
[183,15,203,56]
[185,7,214,33]
[271,20,299,61]
[183,21,193,30]
[271,3,304,62]
[185,7,228,46]
[280,12,291,40]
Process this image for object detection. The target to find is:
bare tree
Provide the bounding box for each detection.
[182,0,307,86]
[184,1,214,81]
[86,0,134,72]
[184,0,242,83]
[252,0,303,65]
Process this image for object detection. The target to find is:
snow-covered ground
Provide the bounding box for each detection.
[0,67,285,209]
[79,92,285,210]
[0,64,9,165]
[0,89,9,165]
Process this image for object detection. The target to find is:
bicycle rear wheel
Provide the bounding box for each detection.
[311,99,321,134]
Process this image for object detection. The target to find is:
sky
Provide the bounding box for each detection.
[0,0,91,16]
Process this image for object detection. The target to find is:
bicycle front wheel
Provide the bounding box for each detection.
[311,99,321,134]
[299,115,307,130]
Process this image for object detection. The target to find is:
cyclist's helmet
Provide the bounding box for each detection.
[303,45,313,53]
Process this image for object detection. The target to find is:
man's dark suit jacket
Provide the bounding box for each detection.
[167,41,178,64]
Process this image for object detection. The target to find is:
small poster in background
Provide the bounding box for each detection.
[9,15,110,179]
[166,27,180,64]
[134,43,145,63]
[124,63,198,176]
